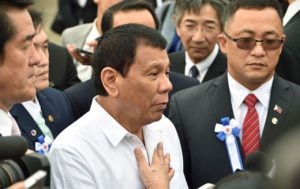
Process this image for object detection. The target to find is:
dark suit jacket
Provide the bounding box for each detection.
[48,42,80,90]
[10,88,75,150]
[51,0,97,34]
[169,50,227,82]
[169,73,300,189]
[276,10,300,85]
[65,72,199,120]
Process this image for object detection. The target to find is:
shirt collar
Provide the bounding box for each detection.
[83,19,101,51]
[0,109,13,136]
[228,73,273,110]
[185,44,219,82]
[22,96,42,120]
[89,97,129,147]
[90,97,165,148]
[283,0,300,26]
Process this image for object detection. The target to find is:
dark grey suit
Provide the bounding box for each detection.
[169,73,300,189]
[48,42,80,90]
[276,10,300,85]
[169,50,227,83]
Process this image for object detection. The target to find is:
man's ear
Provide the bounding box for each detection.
[100,67,119,97]
[217,33,227,55]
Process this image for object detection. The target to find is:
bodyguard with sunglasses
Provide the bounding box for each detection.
[168,0,300,188]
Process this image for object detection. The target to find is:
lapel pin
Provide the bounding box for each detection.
[48,115,54,122]
[272,117,278,125]
[274,104,283,114]
[31,129,37,136]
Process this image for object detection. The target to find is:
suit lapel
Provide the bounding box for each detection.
[260,75,291,151]
[170,51,186,74]
[10,104,43,143]
[209,74,244,162]
[209,74,234,121]
[203,50,227,82]
[37,91,59,137]
[285,10,300,28]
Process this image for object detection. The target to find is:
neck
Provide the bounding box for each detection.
[96,5,103,34]
[0,99,12,112]
[96,96,144,142]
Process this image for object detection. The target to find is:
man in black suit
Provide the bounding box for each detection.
[65,0,199,120]
[169,0,300,188]
[169,0,227,83]
[276,0,300,85]
[51,0,97,34]
[48,42,80,90]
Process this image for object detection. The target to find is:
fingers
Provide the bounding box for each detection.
[87,40,98,49]
[66,44,92,65]
[168,167,175,180]
[157,142,164,158]
[134,147,148,168]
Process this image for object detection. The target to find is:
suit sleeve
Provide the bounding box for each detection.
[168,94,192,187]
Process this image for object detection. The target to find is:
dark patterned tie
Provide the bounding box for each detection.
[242,94,260,158]
[191,65,199,78]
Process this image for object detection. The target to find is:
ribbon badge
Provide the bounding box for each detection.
[215,117,244,172]
[35,135,53,155]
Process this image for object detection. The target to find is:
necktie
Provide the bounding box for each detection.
[191,65,199,78]
[36,112,54,141]
[242,94,260,158]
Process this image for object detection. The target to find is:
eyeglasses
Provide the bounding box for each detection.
[180,22,219,36]
[223,31,284,50]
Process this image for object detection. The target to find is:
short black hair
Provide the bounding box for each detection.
[93,24,167,96]
[223,0,283,30]
[28,9,44,30]
[0,0,33,61]
[101,0,159,33]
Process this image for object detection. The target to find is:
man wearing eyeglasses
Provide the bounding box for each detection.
[169,0,228,83]
[168,0,300,188]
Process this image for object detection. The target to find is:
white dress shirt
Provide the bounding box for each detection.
[0,109,13,136]
[227,73,273,139]
[283,0,300,26]
[185,44,219,83]
[22,97,54,140]
[49,98,188,189]
[77,19,100,82]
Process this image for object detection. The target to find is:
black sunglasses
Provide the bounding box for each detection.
[223,31,284,50]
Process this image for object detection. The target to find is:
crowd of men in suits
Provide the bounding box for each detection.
[1,0,300,188]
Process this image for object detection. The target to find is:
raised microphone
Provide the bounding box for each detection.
[0,136,28,160]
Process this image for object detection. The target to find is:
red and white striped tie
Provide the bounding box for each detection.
[242,94,260,158]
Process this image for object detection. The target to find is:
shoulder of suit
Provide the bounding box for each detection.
[61,23,93,45]
[38,87,65,98]
[173,77,216,101]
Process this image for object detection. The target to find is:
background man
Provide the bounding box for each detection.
[61,0,122,81]
[0,0,39,136]
[169,0,300,188]
[276,0,300,85]
[169,0,228,83]
[10,10,75,150]
[65,0,199,120]
[49,24,187,188]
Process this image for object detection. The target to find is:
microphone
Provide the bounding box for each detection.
[245,151,273,174]
[0,136,28,160]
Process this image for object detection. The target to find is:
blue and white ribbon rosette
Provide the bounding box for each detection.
[215,117,244,172]
[35,135,53,155]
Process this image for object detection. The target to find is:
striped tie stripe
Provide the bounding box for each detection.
[242,94,260,158]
